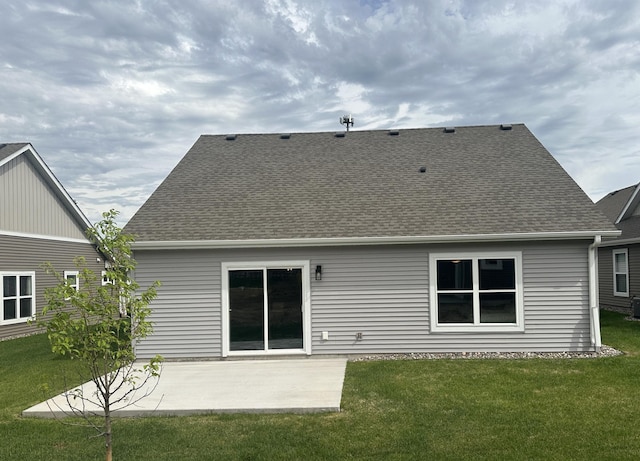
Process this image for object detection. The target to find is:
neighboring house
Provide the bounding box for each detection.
[124,124,619,359]
[595,182,640,311]
[0,143,103,339]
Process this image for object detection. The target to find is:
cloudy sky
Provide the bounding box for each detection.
[1,0,639,224]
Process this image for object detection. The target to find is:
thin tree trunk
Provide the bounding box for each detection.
[105,405,112,461]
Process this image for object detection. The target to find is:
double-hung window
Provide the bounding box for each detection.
[613,249,629,297]
[64,271,80,292]
[429,252,524,332]
[1,272,35,325]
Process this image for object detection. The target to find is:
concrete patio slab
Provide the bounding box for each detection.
[22,358,347,418]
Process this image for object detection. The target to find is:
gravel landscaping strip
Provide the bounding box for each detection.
[349,345,623,362]
[0,332,40,342]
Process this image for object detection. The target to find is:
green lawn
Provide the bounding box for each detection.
[2,310,640,460]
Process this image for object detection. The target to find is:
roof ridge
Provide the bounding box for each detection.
[606,183,639,197]
[199,123,526,137]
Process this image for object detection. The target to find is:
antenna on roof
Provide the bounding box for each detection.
[339,114,354,132]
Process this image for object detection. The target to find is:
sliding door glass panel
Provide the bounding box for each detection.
[267,268,303,349]
[229,270,264,351]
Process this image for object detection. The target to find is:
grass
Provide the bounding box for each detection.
[1,310,640,460]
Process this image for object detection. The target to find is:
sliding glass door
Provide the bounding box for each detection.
[227,265,305,353]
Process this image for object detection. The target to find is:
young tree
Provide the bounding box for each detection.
[37,210,162,461]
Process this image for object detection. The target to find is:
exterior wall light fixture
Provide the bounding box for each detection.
[315,265,322,281]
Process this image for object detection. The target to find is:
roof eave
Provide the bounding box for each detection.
[0,229,93,244]
[597,236,640,247]
[131,230,622,250]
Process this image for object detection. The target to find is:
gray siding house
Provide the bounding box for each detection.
[0,143,102,339]
[124,124,619,359]
[595,182,640,310]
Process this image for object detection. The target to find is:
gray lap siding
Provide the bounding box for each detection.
[598,243,640,310]
[0,234,101,339]
[133,240,592,359]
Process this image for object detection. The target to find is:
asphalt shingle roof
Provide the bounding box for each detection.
[596,183,640,239]
[595,184,636,222]
[125,124,617,242]
[0,143,28,162]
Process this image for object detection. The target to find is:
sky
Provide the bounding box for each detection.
[1,0,639,225]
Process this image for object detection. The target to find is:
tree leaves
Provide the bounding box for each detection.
[36,209,163,461]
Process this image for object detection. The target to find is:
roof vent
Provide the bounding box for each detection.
[280,133,291,139]
[443,127,455,133]
[225,134,237,141]
[388,129,400,136]
[334,132,346,138]
[500,124,513,130]
[419,166,427,173]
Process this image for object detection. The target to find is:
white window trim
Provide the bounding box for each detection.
[221,260,311,358]
[429,252,524,333]
[1,271,36,325]
[64,270,80,292]
[101,270,117,286]
[613,249,629,297]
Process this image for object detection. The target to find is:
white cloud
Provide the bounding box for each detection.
[108,75,175,98]
[1,0,638,223]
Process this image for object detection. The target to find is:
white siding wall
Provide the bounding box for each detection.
[133,250,221,358]
[134,240,592,359]
[310,246,429,354]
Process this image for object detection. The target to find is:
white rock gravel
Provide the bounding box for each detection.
[349,345,623,362]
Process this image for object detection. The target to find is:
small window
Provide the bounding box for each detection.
[430,252,523,332]
[64,271,80,292]
[1,272,35,325]
[613,249,629,297]
[102,270,116,286]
